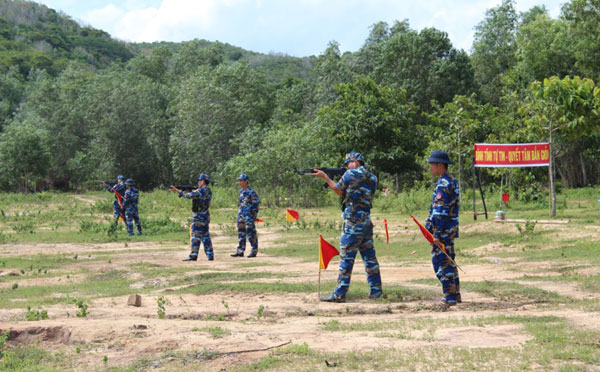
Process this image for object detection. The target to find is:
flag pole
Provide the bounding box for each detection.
[318,269,321,299]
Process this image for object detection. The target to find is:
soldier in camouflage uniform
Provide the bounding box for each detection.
[171,174,214,261]
[231,174,260,258]
[104,175,126,227]
[312,152,382,303]
[122,179,142,236]
[425,150,461,308]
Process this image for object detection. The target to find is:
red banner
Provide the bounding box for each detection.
[473,143,549,168]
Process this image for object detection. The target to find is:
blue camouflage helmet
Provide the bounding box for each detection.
[117,175,124,180]
[344,152,364,164]
[237,173,249,181]
[198,173,210,182]
[427,150,454,165]
[124,178,135,185]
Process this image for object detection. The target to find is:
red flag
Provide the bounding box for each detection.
[286,208,299,222]
[384,219,389,245]
[255,218,264,222]
[319,235,339,270]
[112,189,125,222]
[410,215,446,252]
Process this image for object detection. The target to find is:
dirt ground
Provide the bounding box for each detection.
[1,220,600,371]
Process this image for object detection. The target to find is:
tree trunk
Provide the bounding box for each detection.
[549,123,556,217]
[580,152,588,186]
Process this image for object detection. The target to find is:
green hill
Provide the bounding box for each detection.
[0,0,133,76]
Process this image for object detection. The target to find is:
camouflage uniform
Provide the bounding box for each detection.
[180,185,213,260]
[425,171,461,304]
[234,178,260,257]
[330,160,382,300]
[106,178,126,223]
[122,180,142,236]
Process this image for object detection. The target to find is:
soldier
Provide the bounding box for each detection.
[311,152,382,302]
[231,174,260,258]
[122,179,142,236]
[425,150,461,308]
[171,174,214,261]
[104,175,126,228]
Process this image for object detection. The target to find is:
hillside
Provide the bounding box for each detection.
[0,0,313,82]
[0,0,133,76]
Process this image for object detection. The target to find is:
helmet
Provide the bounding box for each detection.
[124,179,135,185]
[198,173,210,182]
[344,152,364,164]
[426,150,454,164]
[237,173,249,181]
[117,175,124,180]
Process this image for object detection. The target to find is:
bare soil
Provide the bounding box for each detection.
[1,220,600,371]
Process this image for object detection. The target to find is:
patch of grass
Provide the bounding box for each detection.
[462,280,566,304]
[0,345,70,371]
[194,326,231,338]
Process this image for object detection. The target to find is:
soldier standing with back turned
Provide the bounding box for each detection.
[122,179,142,236]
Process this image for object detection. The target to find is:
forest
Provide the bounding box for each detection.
[0,0,599,206]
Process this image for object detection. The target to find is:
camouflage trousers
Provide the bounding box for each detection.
[124,207,142,235]
[113,201,125,224]
[236,215,257,255]
[333,221,382,299]
[190,219,213,260]
[432,240,460,304]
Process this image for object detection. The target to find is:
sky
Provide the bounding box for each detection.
[34,0,566,57]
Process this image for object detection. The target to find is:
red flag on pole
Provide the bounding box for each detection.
[384,219,389,246]
[112,190,125,222]
[409,215,444,252]
[319,235,339,270]
[410,215,464,273]
[286,208,299,222]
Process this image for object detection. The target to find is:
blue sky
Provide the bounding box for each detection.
[34,0,566,57]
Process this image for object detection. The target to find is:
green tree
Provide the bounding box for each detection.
[0,120,51,191]
[524,76,600,215]
[560,0,600,81]
[510,11,574,87]
[316,75,424,189]
[471,0,518,104]
[170,61,273,181]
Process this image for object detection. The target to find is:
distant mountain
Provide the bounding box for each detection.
[0,0,133,76]
[0,0,313,82]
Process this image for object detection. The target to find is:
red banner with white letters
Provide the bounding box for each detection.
[473,143,549,167]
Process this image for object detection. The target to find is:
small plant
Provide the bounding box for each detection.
[72,298,88,317]
[73,254,78,260]
[157,296,169,319]
[0,330,9,355]
[75,346,81,354]
[516,219,537,236]
[221,298,229,314]
[103,355,108,363]
[257,304,265,319]
[25,307,48,321]
[11,283,18,290]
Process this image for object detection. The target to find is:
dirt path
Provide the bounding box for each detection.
[1,224,600,371]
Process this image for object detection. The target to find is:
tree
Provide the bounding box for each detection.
[561,0,600,81]
[510,12,574,88]
[371,22,475,111]
[525,76,600,215]
[471,0,518,104]
[169,61,273,181]
[316,75,424,189]
[0,120,51,192]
